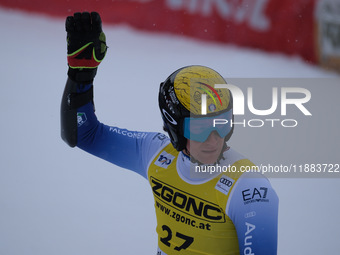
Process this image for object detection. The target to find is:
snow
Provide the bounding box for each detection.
[0,7,339,255]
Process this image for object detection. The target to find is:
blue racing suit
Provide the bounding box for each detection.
[61,79,279,255]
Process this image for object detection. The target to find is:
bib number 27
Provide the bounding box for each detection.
[160,225,194,251]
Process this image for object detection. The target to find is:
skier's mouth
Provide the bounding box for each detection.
[202,148,218,154]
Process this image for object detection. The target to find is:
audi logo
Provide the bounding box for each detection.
[219,178,233,187]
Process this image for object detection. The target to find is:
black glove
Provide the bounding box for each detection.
[66,12,107,83]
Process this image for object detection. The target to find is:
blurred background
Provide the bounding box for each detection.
[0,1,339,255]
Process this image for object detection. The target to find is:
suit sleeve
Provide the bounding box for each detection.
[226,173,279,255]
[60,79,169,179]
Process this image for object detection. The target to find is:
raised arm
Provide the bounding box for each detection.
[60,12,168,178]
[61,12,107,147]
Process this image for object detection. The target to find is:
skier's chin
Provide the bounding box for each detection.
[197,151,220,165]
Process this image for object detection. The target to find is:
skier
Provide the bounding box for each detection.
[61,12,278,255]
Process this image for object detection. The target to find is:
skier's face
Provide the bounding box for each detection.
[186,131,225,164]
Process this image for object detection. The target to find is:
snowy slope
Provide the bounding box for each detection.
[0,8,339,255]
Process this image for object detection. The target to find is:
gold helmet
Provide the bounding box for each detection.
[159,65,233,151]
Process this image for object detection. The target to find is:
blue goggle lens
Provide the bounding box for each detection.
[183,110,232,142]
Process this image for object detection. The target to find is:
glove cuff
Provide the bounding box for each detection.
[67,67,97,83]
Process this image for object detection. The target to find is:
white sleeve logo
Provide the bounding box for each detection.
[154,152,175,169]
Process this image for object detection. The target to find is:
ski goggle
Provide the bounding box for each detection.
[183,109,233,143]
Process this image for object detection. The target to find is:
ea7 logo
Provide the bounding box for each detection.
[154,152,175,169]
[242,187,268,203]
